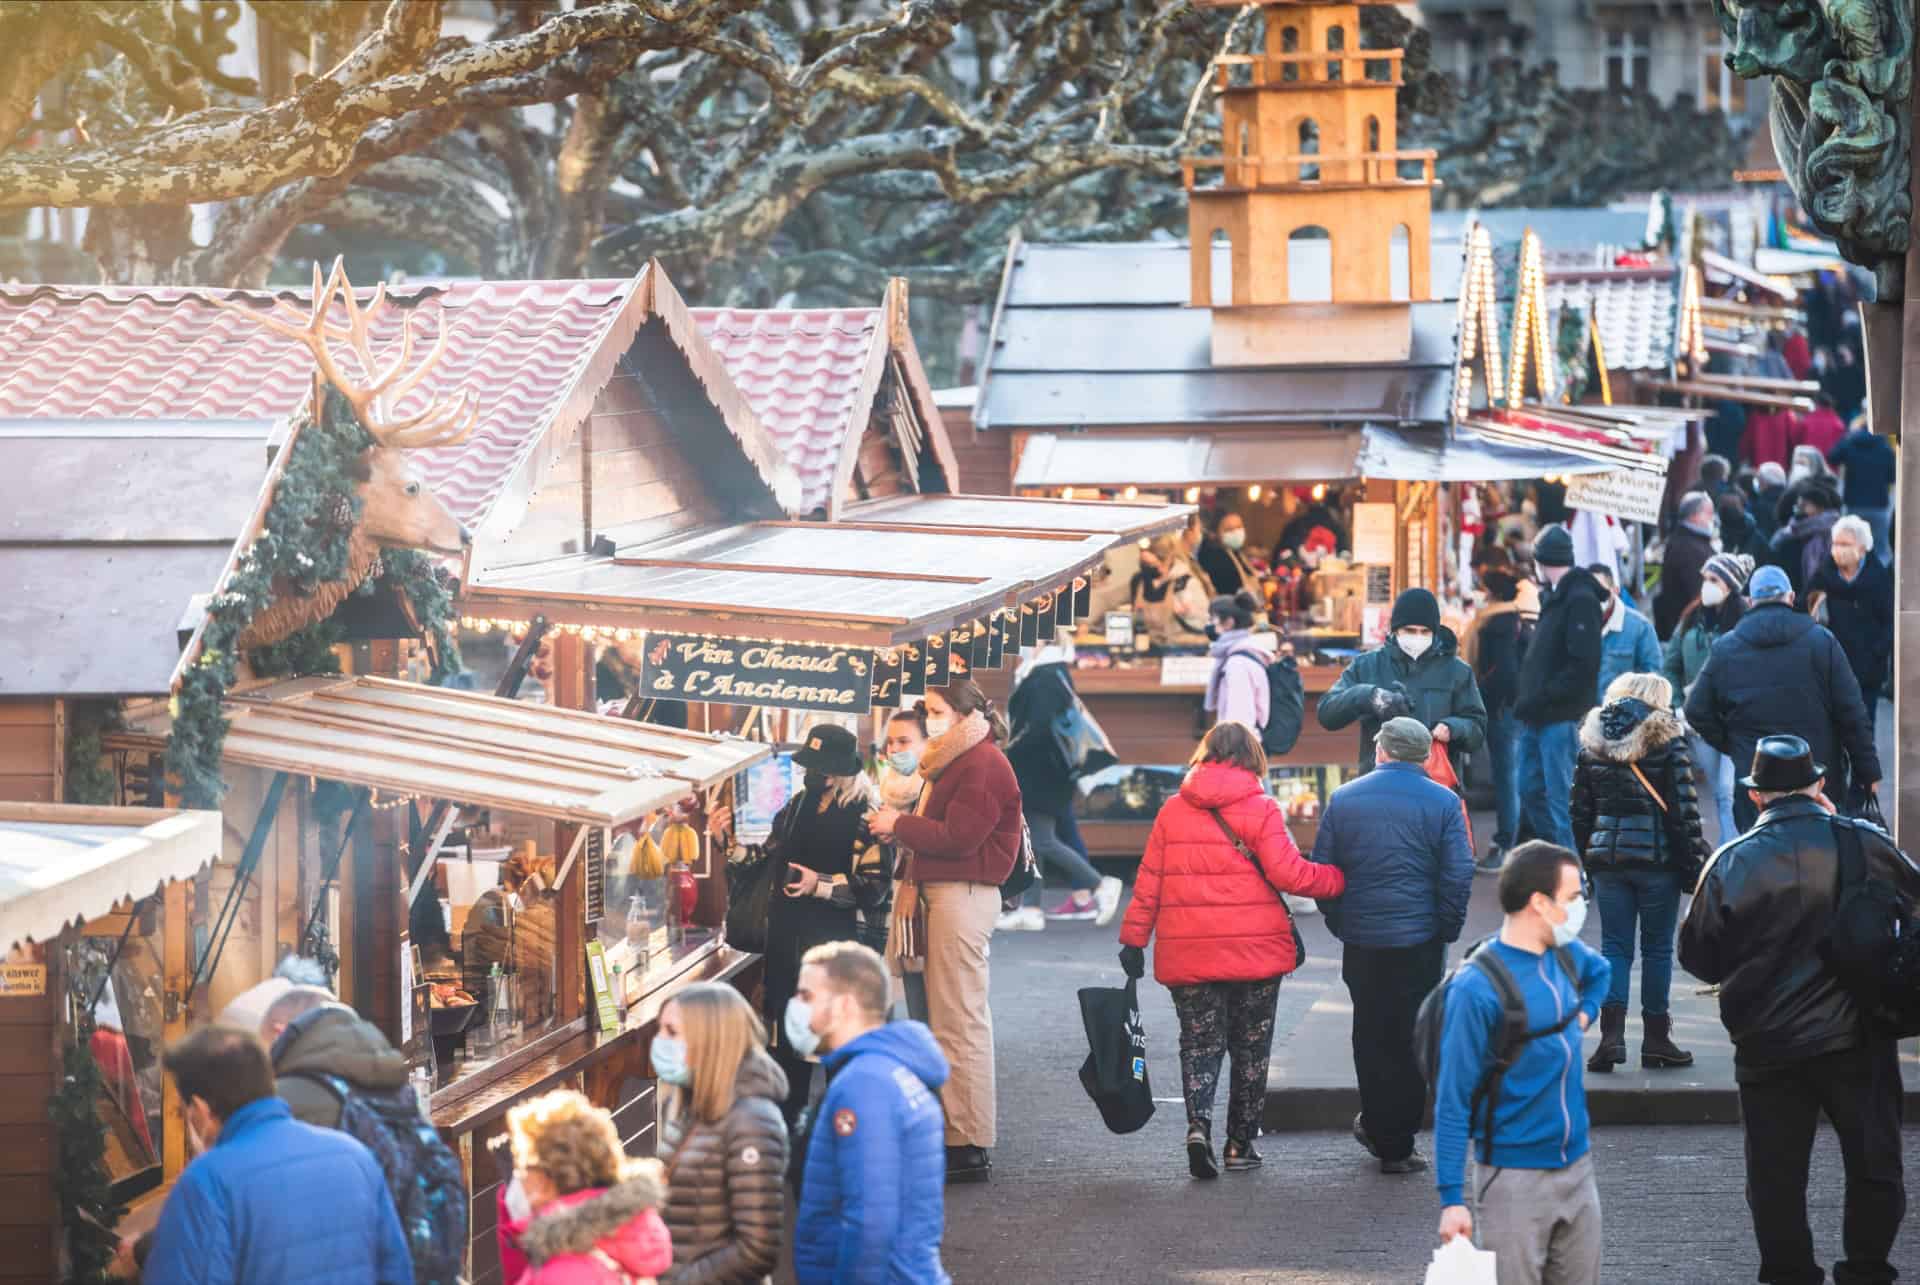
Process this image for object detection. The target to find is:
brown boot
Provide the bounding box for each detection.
[1641,1012,1693,1068]
[1586,1004,1627,1073]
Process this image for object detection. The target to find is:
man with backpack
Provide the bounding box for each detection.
[1679,735,1920,1285]
[258,986,467,1285]
[1430,841,1611,1283]
[1317,587,1486,777]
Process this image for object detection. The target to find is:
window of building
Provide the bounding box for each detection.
[1297,118,1320,183]
[1326,25,1344,82]
[1288,226,1333,303]
[1210,228,1233,307]
[1606,28,1651,91]
[1280,25,1299,82]
[1700,34,1748,115]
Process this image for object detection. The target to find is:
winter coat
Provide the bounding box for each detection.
[1794,407,1847,457]
[1808,554,1894,693]
[497,1167,672,1285]
[1205,628,1272,732]
[1005,661,1078,817]
[1119,762,1346,985]
[1315,628,1487,773]
[1741,409,1796,471]
[1594,601,1662,705]
[1311,761,1475,949]
[1827,428,1897,510]
[793,1023,950,1285]
[1654,525,1715,639]
[762,788,869,1040]
[1568,699,1708,883]
[659,1052,789,1285]
[272,1004,412,1131]
[1661,601,1739,699]
[1683,601,1881,802]
[1680,797,1920,1075]
[142,1097,413,1285]
[1771,508,1839,593]
[1196,536,1259,598]
[1466,602,1523,713]
[1514,566,1604,727]
[892,736,1021,888]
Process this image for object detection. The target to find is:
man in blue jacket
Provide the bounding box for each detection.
[1435,842,1611,1284]
[143,1025,413,1285]
[1314,717,1474,1174]
[792,941,951,1284]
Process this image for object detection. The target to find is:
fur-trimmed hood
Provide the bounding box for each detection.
[1578,697,1685,762]
[521,1163,666,1266]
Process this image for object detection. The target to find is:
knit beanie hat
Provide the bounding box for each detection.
[1389,588,1441,633]
[1209,592,1257,629]
[1533,525,1575,567]
[1701,552,1754,594]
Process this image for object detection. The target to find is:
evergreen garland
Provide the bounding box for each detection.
[50,1035,126,1283]
[63,700,121,806]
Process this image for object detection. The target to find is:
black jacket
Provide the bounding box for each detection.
[1196,536,1258,597]
[1514,567,1603,728]
[1679,797,1920,1075]
[1006,662,1077,816]
[1683,601,1881,802]
[1654,525,1716,639]
[761,787,872,1034]
[1317,627,1487,773]
[1568,699,1708,884]
[1807,554,1894,693]
[1471,605,1524,713]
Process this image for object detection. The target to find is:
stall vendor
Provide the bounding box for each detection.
[1197,511,1262,598]
[1273,488,1349,567]
[1316,588,1488,775]
[1131,534,1212,644]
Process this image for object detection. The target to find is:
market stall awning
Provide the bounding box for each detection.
[463,495,1189,648]
[1355,425,1611,481]
[215,677,769,825]
[1012,430,1364,489]
[0,804,222,950]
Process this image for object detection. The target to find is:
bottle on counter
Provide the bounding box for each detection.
[626,892,650,946]
[668,862,697,945]
[468,966,499,1061]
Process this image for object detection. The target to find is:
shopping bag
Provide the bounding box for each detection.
[1052,691,1118,779]
[1424,738,1475,852]
[1076,977,1155,1134]
[1422,1237,1497,1285]
[723,851,774,953]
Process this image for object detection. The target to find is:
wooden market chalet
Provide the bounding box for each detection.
[0,257,1178,1282]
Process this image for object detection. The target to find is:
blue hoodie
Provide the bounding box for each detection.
[1433,938,1611,1208]
[795,1020,952,1284]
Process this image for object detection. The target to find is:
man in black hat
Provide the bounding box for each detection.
[1680,735,1920,1285]
[1511,525,1604,852]
[1318,587,1486,777]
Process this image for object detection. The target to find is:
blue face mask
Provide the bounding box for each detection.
[783,997,821,1059]
[887,749,920,776]
[649,1035,691,1087]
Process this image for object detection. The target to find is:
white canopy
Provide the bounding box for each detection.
[0,804,222,951]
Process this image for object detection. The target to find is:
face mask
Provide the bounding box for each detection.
[1396,631,1433,660]
[1700,580,1728,607]
[504,1174,534,1223]
[649,1035,692,1087]
[803,770,827,794]
[1204,622,1220,641]
[887,749,920,776]
[783,996,822,1059]
[1549,895,1588,948]
[1221,529,1246,551]
[924,714,953,739]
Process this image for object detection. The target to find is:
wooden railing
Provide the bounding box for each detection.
[1183,146,1438,190]
[1214,49,1405,91]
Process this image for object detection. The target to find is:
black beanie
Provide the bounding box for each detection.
[1533,525,1575,567]
[1209,592,1256,629]
[1389,588,1440,633]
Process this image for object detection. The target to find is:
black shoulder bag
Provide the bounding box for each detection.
[1207,809,1307,967]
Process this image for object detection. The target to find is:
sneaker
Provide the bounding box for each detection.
[1043,895,1098,921]
[1092,876,1124,927]
[1476,845,1506,875]
[1223,1140,1263,1172]
[946,1144,991,1184]
[1186,1123,1218,1180]
[994,906,1045,932]
[1380,1152,1430,1175]
[1351,1112,1377,1158]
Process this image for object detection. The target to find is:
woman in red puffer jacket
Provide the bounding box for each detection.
[1119,721,1345,1181]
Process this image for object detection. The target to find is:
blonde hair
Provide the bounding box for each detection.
[1190,720,1269,777]
[822,769,879,811]
[668,984,767,1125]
[1604,671,1673,709]
[507,1089,625,1195]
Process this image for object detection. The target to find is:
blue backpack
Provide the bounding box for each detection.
[286,1071,467,1285]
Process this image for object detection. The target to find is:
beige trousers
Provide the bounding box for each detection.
[919,880,1001,1147]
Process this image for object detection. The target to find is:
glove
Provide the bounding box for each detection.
[1119,945,1146,979]
[1370,684,1412,720]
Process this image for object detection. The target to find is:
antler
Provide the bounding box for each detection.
[212,256,477,449]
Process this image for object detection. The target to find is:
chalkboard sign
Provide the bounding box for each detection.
[971,619,993,670]
[947,628,972,680]
[1073,576,1091,619]
[996,610,1016,662]
[583,827,607,929]
[1055,585,1074,626]
[901,639,927,697]
[641,632,875,713]
[1035,592,1058,642]
[870,650,903,707]
[925,630,951,687]
[1366,565,1394,604]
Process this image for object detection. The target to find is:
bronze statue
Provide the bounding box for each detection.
[1713,0,1913,300]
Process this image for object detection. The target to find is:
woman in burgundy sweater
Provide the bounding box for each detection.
[870,679,1021,1184]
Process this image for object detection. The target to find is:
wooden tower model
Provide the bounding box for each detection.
[1184,0,1437,366]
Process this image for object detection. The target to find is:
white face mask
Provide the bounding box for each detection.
[1221,529,1246,551]
[1700,580,1728,608]
[1396,631,1433,660]
[1548,895,1588,948]
[924,713,953,739]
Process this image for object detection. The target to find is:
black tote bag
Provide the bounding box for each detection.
[1076,977,1155,1134]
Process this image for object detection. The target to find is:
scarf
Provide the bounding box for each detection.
[917,709,990,780]
[878,764,925,810]
[885,784,933,977]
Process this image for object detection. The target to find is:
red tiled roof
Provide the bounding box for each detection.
[692,307,882,515]
[0,279,638,529]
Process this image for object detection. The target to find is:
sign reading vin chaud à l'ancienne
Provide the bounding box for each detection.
[641,633,875,713]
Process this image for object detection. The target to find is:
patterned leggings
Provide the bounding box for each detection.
[1168,977,1283,1146]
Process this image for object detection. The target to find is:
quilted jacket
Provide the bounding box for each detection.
[1120,763,1345,985]
[658,1052,789,1285]
[1568,699,1709,883]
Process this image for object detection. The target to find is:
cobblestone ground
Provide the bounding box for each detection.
[949,908,1920,1283]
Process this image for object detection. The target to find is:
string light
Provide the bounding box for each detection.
[1062,487,1076,501]
[1248,484,1262,501]
[1452,225,1504,423]
[1507,228,1552,407]
[1311,483,1327,501]
[1184,486,1200,503]
[1122,485,1139,500]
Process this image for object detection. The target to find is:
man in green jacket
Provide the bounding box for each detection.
[1317,588,1488,776]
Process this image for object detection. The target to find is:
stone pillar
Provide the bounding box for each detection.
[1896,79,1920,845]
